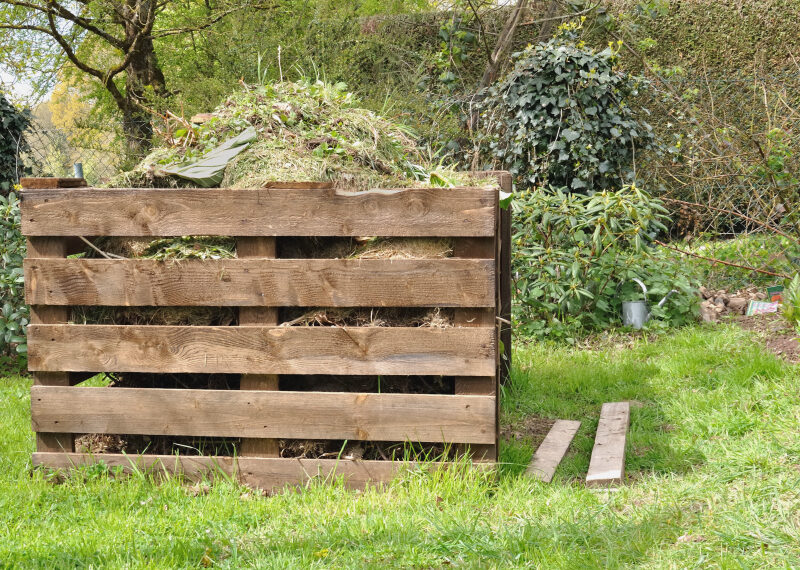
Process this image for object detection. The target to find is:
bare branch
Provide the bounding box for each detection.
[654,239,791,278]
[2,0,125,48]
[153,1,273,38]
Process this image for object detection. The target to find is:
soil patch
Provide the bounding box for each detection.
[727,312,800,363]
[500,416,556,448]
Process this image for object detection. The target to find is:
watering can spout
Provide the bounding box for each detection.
[657,290,679,308]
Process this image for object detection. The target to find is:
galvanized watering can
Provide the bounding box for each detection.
[620,278,678,329]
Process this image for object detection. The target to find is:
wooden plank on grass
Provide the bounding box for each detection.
[524,420,581,483]
[28,324,495,376]
[32,453,494,490]
[20,186,497,237]
[586,402,630,486]
[24,258,495,308]
[30,387,496,444]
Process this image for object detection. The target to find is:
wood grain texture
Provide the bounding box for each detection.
[20,186,497,237]
[30,387,496,444]
[32,453,493,490]
[524,420,581,483]
[23,258,495,308]
[237,236,280,458]
[453,236,497,462]
[26,237,73,453]
[20,178,86,189]
[586,402,630,486]
[27,325,496,376]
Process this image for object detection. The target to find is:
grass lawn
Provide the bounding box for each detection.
[1,324,799,568]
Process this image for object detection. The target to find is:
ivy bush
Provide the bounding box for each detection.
[512,185,698,340]
[480,22,656,192]
[0,95,29,367]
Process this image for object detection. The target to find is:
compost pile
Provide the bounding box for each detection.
[114,79,472,191]
[75,80,494,460]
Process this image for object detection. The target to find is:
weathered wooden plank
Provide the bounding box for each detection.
[20,177,86,189]
[586,402,630,486]
[26,237,73,454]
[32,453,493,490]
[524,420,581,483]
[27,325,496,376]
[24,258,495,307]
[237,236,280,458]
[33,452,236,480]
[30,387,496,444]
[20,186,497,237]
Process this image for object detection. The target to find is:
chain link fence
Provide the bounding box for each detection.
[17,119,120,186]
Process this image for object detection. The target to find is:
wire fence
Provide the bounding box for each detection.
[17,120,120,186]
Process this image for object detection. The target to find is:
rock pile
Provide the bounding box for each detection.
[699,286,768,322]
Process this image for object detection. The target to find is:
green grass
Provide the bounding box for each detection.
[2,324,800,568]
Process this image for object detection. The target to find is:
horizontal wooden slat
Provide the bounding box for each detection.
[20,177,87,189]
[24,258,495,307]
[31,387,495,444]
[28,325,496,376]
[20,186,497,237]
[32,453,493,490]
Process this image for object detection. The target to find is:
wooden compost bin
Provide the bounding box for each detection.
[21,173,511,491]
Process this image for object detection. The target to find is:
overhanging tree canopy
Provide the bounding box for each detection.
[0,0,274,156]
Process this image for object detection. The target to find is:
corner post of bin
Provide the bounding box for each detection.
[480,170,512,385]
[21,177,87,454]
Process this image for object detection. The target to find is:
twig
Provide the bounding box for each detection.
[654,239,791,278]
[662,198,798,244]
[78,236,126,259]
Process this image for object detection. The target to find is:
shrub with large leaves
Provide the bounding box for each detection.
[0,192,28,364]
[0,94,30,195]
[512,185,698,339]
[481,23,656,192]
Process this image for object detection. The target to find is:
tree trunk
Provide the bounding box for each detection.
[479,0,530,89]
[120,0,168,158]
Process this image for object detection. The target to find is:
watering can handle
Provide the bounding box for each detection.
[616,278,648,300]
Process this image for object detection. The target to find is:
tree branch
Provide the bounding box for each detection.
[152,1,271,38]
[654,239,791,278]
[2,0,125,48]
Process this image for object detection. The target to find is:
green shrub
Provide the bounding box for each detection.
[782,274,800,333]
[0,192,28,366]
[512,184,698,340]
[480,21,657,193]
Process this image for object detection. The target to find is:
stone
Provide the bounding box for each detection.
[727,297,748,314]
[700,300,718,322]
[190,112,216,124]
[699,286,712,299]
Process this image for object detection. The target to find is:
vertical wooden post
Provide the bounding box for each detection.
[24,179,78,453]
[480,171,513,384]
[453,189,498,460]
[236,237,280,458]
